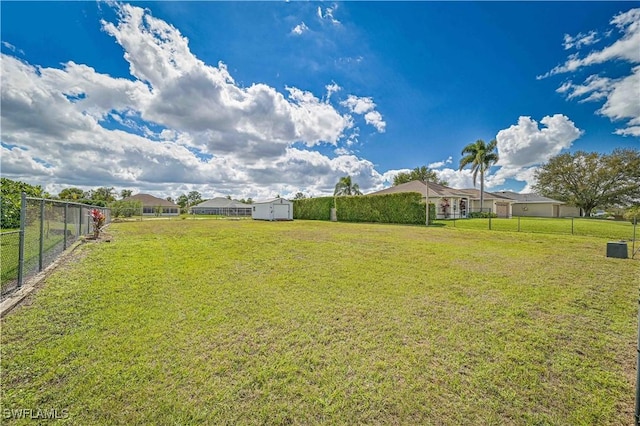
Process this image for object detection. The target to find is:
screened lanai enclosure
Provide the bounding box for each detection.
[190,198,252,217]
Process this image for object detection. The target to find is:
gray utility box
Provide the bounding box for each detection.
[606,241,628,259]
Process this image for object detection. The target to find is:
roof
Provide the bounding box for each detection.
[457,188,514,201]
[192,197,250,209]
[493,191,565,204]
[253,198,292,204]
[368,180,466,198]
[122,193,178,207]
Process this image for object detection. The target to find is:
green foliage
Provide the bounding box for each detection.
[86,187,116,203]
[120,189,133,199]
[534,149,640,216]
[109,200,142,218]
[459,139,499,212]
[393,166,448,186]
[624,205,640,223]
[293,193,435,224]
[58,187,86,201]
[293,197,334,220]
[334,176,362,196]
[0,178,44,229]
[468,211,497,219]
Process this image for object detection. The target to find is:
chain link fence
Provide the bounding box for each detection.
[1,193,110,299]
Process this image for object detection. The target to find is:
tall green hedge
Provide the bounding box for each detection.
[293,197,334,220]
[293,192,436,224]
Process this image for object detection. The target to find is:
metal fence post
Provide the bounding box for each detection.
[571,217,574,235]
[489,214,492,230]
[17,192,26,288]
[518,216,521,232]
[64,203,68,250]
[39,199,45,271]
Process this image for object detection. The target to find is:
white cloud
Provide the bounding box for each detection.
[0,2,392,200]
[562,31,600,50]
[291,22,309,36]
[364,111,386,133]
[496,115,582,169]
[340,94,386,132]
[428,156,453,169]
[539,8,640,136]
[341,95,375,114]
[540,8,640,77]
[325,82,341,101]
[317,5,340,25]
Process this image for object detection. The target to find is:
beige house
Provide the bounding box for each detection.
[122,194,180,216]
[493,191,581,217]
[368,180,514,219]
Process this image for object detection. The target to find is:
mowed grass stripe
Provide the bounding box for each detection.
[1,219,638,425]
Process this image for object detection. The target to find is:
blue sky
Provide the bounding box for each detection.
[1,2,638,200]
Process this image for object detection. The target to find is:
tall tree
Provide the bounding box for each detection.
[334,176,363,196]
[393,166,448,186]
[87,187,116,203]
[459,139,499,212]
[293,192,307,200]
[176,194,189,210]
[120,189,133,199]
[59,187,85,201]
[533,149,640,216]
[187,191,202,206]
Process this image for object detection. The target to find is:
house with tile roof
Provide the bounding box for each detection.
[493,191,581,217]
[368,180,514,219]
[122,194,180,216]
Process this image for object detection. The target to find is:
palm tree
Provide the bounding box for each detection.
[333,175,362,196]
[459,139,499,213]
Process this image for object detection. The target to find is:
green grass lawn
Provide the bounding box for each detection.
[1,224,77,291]
[1,220,638,424]
[436,217,636,241]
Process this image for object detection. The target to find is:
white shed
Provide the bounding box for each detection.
[252,198,294,221]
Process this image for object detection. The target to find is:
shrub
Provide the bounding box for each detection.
[293,197,334,220]
[469,211,497,219]
[624,206,640,223]
[293,193,436,225]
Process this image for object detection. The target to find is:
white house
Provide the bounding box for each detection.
[252,198,293,221]
[493,191,582,217]
[367,180,514,219]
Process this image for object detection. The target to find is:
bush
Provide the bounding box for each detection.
[468,211,497,219]
[293,197,334,220]
[109,200,142,218]
[293,193,436,225]
[624,206,640,223]
[0,178,44,229]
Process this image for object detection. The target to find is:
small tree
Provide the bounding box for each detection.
[89,209,106,238]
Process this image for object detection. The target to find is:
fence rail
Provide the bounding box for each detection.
[1,193,110,299]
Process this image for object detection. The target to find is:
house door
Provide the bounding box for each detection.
[553,205,559,217]
[459,199,467,218]
[496,203,508,218]
[273,204,290,220]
